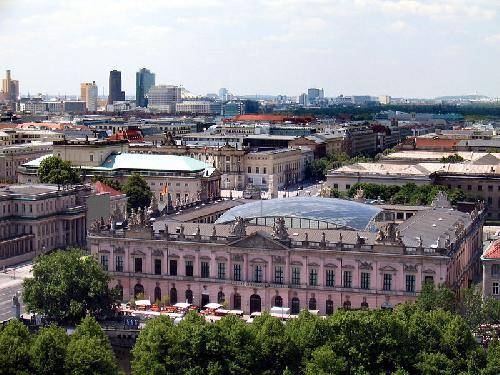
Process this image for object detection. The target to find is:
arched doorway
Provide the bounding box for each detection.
[134,284,144,298]
[185,289,193,304]
[233,294,241,310]
[291,297,300,314]
[201,293,210,307]
[274,295,283,307]
[308,298,317,310]
[326,300,334,315]
[170,288,177,305]
[115,284,123,301]
[217,291,225,304]
[250,294,261,313]
[154,286,161,303]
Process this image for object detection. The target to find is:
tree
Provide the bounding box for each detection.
[0,319,31,375]
[122,173,153,211]
[66,317,119,375]
[304,345,347,375]
[23,248,118,325]
[38,155,81,185]
[483,339,500,375]
[30,325,69,375]
[416,283,457,312]
[441,154,465,163]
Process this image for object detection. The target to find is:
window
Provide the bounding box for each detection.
[134,258,142,273]
[217,291,225,303]
[115,255,123,272]
[308,298,317,310]
[326,300,334,315]
[343,270,352,288]
[383,274,392,291]
[169,259,177,276]
[217,262,226,279]
[424,275,434,285]
[406,274,415,292]
[492,264,500,276]
[275,265,283,284]
[263,167,267,174]
[201,261,210,278]
[346,184,351,189]
[256,167,260,174]
[154,259,162,275]
[478,185,483,191]
[247,166,251,173]
[100,255,108,271]
[360,272,370,289]
[185,260,193,277]
[233,264,241,281]
[234,294,241,310]
[309,269,318,286]
[325,270,335,287]
[274,295,283,307]
[467,185,472,191]
[493,282,499,296]
[254,265,263,282]
[333,183,338,189]
[90,154,94,162]
[489,185,494,192]
[291,267,300,285]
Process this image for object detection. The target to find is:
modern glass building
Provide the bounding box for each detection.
[136,68,155,108]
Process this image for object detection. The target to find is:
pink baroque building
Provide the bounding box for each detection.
[89,196,485,315]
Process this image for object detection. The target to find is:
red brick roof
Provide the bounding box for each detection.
[94,181,123,197]
[484,240,500,259]
[415,138,458,150]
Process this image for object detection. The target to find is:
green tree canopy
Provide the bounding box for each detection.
[441,154,465,163]
[22,248,118,325]
[66,316,119,375]
[30,325,69,375]
[38,155,81,185]
[122,173,153,211]
[0,319,31,375]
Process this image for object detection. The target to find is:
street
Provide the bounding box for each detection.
[0,262,32,322]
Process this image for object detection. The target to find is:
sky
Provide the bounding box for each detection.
[1,0,500,98]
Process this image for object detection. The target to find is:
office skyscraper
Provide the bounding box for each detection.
[1,70,19,102]
[108,70,125,104]
[135,68,155,108]
[80,81,98,111]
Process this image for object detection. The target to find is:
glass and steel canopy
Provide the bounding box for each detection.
[215,197,382,231]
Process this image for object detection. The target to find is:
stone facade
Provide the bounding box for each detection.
[89,202,484,314]
[0,184,88,268]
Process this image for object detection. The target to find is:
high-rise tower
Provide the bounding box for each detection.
[135,68,155,108]
[2,70,19,102]
[80,81,98,111]
[108,70,125,104]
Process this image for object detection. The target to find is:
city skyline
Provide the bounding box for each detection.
[1,0,500,98]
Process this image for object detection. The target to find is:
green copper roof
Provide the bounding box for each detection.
[98,153,211,172]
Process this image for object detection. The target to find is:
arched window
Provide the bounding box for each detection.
[133,284,144,298]
[274,295,283,307]
[154,286,161,303]
[201,293,210,307]
[115,284,123,301]
[343,300,351,309]
[185,289,193,304]
[308,297,317,310]
[361,299,369,309]
[233,293,241,310]
[250,294,261,313]
[326,299,334,315]
[291,297,300,314]
[170,288,177,305]
[217,291,225,304]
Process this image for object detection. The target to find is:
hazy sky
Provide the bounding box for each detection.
[1,0,500,98]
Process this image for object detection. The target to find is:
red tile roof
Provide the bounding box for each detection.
[484,240,500,259]
[94,181,123,197]
[415,138,458,150]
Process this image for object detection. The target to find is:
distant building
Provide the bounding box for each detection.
[135,68,155,108]
[108,70,125,105]
[0,184,88,269]
[482,240,500,300]
[299,93,308,106]
[1,70,19,102]
[307,88,324,105]
[175,101,221,114]
[0,142,53,182]
[147,85,182,112]
[80,81,98,111]
[219,88,229,101]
